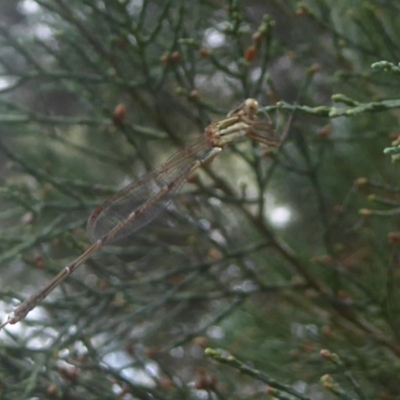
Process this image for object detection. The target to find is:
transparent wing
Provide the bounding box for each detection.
[87,137,211,244]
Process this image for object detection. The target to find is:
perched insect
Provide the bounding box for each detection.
[0,98,285,330]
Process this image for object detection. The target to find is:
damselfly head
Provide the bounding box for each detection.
[246,98,295,148]
[225,98,291,148]
[243,98,259,118]
[228,98,259,119]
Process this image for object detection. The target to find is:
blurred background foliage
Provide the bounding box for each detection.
[1,0,400,399]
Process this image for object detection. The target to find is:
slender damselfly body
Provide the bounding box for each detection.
[0,98,284,330]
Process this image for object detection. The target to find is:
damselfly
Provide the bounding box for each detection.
[0,98,284,330]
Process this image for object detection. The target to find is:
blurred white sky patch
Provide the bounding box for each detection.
[15,1,55,42]
[34,23,54,40]
[126,0,144,14]
[0,77,12,91]
[268,206,292,227]
[0,301,47,340]
[18,0,40,15]
[103,351,158,386]
[203,27,225,48]
[249,66,262,82]
[207,325,224,339]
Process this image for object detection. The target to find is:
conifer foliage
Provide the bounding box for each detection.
[1,1,400,399]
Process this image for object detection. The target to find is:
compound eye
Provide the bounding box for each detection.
[244,98,259,116]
